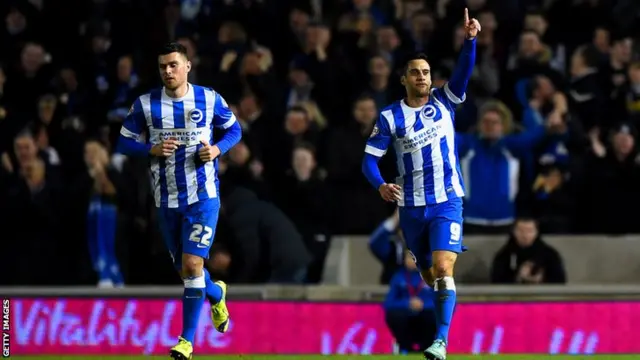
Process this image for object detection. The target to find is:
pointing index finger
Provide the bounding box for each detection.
[464,7,469,24]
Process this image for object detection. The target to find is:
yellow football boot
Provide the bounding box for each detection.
[211,280,230,333]
[169,336,193,360]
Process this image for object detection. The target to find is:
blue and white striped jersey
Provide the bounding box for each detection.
[365,86,466,207]
[120,84,236,208]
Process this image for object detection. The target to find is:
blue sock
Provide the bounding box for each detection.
[203,269,223,304]
[434,277,456,343]
[181,275,206,343]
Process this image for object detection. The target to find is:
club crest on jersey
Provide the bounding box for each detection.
[422,104,437,120]
[188,108,204,123]
[370,125,379,138]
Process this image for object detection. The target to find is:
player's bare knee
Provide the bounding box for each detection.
[181,254,204,278]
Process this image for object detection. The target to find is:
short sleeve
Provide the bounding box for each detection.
[120,97,146,140]
[364,111,393,157]
[431,86,465,114]
[212,92,237,129]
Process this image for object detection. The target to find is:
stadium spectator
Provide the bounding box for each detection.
[383,250,436,354]
[490,217,566,284]
[578,123,640,234]
[326,94,391,233]
[220,140,270,198]
[277,142,332,283]
[220,186,311,284]
[459,99,554,234]
[81,139,125,287]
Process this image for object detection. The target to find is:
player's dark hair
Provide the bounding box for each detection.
[402,53,429,75]
[158,42,189,60]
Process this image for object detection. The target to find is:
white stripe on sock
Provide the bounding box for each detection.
[184,275,205,288]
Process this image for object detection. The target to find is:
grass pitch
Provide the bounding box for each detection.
[9,355,639,360]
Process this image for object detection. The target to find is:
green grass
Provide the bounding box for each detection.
[8,356,639,360]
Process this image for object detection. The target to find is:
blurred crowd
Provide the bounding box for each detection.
[1,0,640,286]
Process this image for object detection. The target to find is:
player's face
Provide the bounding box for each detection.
[158,52,191,90]
[402,59,431,97]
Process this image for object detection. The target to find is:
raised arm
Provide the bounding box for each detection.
[445,8,480,102]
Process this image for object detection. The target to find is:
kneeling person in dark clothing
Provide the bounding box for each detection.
[384,250,437,354]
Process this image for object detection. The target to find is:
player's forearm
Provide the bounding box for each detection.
[215,121,242,155]
[116,135,152,157]
[448,38,477,97]
[362,153,385,190]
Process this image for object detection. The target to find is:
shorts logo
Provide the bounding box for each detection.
[422,104,437,119]
[189,109,203,123]
[370,125,379,138]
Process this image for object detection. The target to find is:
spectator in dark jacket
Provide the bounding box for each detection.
[277,142,332,283]
[491,217,567,284]
[221,186,312,284]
